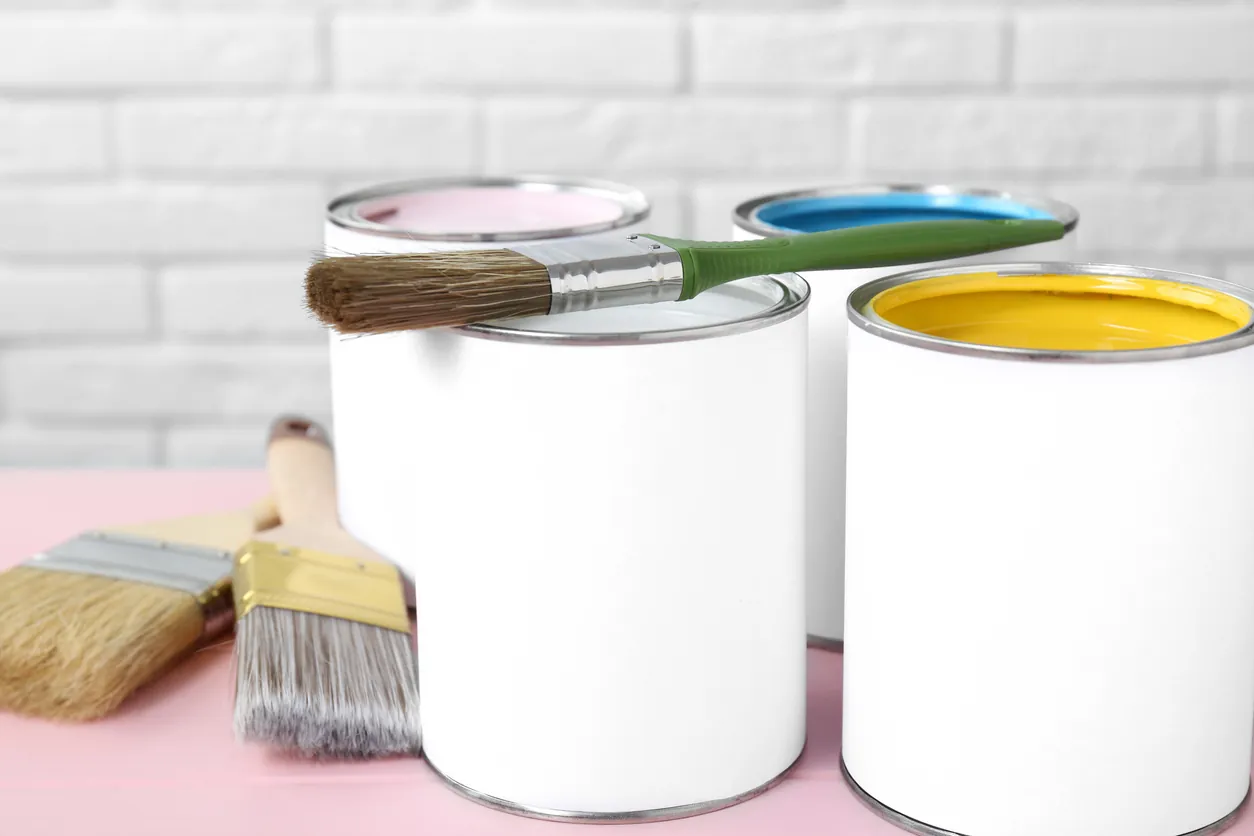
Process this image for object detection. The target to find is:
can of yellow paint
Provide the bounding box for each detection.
[842,262,1254,836]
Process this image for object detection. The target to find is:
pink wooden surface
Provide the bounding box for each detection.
[1,470,1251,836]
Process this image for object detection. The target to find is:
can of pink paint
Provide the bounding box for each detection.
[324,177,808,820]
[732,184,1080,650]
[326,177,651,567]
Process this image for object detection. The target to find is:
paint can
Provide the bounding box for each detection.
[842,262,1254,836]
[732,184,1080,650]
[325,177,809,819]
[326,176,650,571]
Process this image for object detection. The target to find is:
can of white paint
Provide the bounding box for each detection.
[842,262,1254,836]
[325,177,809,820]
[732,184,1080,650]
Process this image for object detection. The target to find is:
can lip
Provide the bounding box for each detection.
[847,261,1254,364]
[326,175,651,243]
[457,273,811,346]
[731,182,1080,239]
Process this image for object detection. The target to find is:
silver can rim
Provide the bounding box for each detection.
[731,182,1080,239]
[458,272,811,347]
[427,745,804,824]
[847,261,1254,364]
[840,757,1249,836]
[327,175,651,243]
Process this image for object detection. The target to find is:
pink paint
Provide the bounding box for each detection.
[358,187,626,235]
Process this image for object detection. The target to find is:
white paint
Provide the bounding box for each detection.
[842,276,1254,836]
[326,200,807,814]
[733,214,1076,647]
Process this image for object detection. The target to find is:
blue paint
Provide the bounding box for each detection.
[754,192,1055,233]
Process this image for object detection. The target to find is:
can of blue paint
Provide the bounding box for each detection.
[732,184,1080,650]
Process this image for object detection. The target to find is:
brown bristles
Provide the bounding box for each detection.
[306,249,553,334]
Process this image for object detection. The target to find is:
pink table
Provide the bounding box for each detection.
[2,471,1251,836]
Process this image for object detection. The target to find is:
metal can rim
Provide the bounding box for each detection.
[846,261,1254,364]
[458,272,811,347]
[327,175,651,243]
[731,182,1080,239]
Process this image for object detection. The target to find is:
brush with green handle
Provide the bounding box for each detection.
[305,219,1065,335]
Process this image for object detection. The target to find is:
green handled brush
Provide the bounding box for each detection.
[305,219,1065,334]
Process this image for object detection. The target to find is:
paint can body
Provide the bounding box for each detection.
[325,177,652,569]
[732,184,1080,649]
[842,263,1254,836]
[324,177,808,819]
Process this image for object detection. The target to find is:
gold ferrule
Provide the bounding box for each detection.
[231,540,410,634]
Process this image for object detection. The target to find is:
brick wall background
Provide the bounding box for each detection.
[1,0,1252,467]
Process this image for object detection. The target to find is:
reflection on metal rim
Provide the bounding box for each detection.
[457,273,811,347]
[426,745,805,824]
[732,183,1080,239]
[840,757,1249,836]
[847,261,1254,364]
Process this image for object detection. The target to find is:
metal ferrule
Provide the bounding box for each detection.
[511,235,685,316]
[27,531,236,640]
[232,540,411,634]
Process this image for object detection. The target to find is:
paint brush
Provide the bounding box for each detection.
[305,218,1066,334]
[232,415,420,759]
[0,487,279,722]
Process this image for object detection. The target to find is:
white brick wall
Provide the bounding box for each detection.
[486,99,844,174]
[1,0,1252,467]
[1015,8,1254,86]
[118,98,477,174]
[0,13,320,89]
[0,103,109,176]
[851,98,1208,175]
[0,265,149,338]
[334,13,682,90]
[2,345,330,419]
[158,262,324,338]
[1221,98,1254,170]
[692,12,1004,89]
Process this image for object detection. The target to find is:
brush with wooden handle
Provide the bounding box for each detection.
[305,218,1066,334]
[232,415,420,759]
[0,481,280,722]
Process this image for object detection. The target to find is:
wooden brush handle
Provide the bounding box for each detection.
[247,494,281,531]
[266,415,339,532]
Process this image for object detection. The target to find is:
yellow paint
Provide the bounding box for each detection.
[869,273,1251,351]
[232,540,410,634]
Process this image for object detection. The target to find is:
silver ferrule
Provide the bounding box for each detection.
[511,235,685,316]
[27,531,236,639]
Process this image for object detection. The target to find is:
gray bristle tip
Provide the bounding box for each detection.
[233,608,422,760]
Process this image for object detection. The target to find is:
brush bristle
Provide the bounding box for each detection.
[233,607,421,759]
[0,566,203,721]
[305,249,553,334]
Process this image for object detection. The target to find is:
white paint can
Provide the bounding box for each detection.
[326,177,651,570]
[842,262,1254,836]
[732,184,1080,650]
[325,177,809,819]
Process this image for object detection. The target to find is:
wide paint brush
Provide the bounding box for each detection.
[231,416,420,759]
[305,218,1066,334]
[0,471,280,721]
